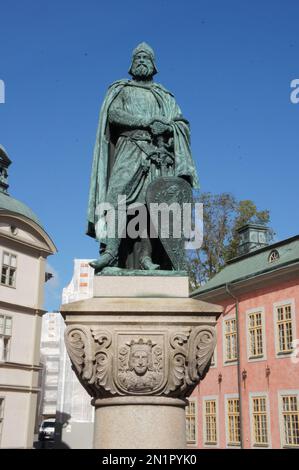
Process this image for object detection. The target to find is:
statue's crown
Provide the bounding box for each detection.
[127,338,156,351]
[132,42,155,61]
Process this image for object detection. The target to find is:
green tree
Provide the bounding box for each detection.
[187,192,274,290]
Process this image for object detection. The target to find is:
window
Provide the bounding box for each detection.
[46,375,58,386]
[248,312,264,358]
[0,398,4,443]
[281,395,299,447]
[268,249,279,263]
[80,263,89,268]
[204,400,217,445]
[225,318,237,362]
[0,315,12,361]
[46,359,59,373]
[1,252,17,287]
[186,400,197,445]
[252,397,268,446]
[44,390,57,401]
[227,398,240,446]
[276,304,294,354]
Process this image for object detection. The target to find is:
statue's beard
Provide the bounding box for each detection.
[131,63,154,80]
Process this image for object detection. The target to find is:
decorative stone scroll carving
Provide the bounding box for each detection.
[64,325,216,399]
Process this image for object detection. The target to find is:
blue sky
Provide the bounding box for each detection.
[0,0,298,310]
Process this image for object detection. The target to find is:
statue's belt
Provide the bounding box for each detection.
[119,129,152,142]
[118,129,174,163]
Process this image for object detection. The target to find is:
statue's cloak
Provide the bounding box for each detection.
[87,79,199,240]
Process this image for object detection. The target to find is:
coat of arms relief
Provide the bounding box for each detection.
[117,336,164,394]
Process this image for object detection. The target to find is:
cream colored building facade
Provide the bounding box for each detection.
[0,145,56,448]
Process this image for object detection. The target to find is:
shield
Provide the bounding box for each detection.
[146,176,193,270]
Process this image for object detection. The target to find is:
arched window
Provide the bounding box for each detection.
[268,249,279,263]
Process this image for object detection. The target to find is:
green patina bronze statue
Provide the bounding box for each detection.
[87,42,199,273]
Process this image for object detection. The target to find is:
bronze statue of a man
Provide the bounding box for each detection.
[87,42,199,272]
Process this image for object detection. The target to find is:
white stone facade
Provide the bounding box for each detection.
[56,259,94,448]
[37,312,64,422]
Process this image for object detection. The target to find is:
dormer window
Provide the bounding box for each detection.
[268,249,279,263]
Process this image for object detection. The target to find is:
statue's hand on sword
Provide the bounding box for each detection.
[150,117,173,136]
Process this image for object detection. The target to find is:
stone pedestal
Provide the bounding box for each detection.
[61,275,222,449]
[93,397,186,449]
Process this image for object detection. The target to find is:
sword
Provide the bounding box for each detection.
[149,132,174,178]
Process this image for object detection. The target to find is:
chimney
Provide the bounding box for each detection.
[237,223,269,255]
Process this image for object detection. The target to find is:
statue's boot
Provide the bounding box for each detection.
[140,255,160,270]
[139,233,159,270]
[89,238,119,272]
[89,250,118,272]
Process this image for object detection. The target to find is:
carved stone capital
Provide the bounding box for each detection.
[64,324,216,399]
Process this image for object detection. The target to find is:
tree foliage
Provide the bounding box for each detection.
[187,192,274,290]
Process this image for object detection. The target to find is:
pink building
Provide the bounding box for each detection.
[188,225,299,449]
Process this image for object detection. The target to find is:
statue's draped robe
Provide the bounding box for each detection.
[87,80,199,249]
